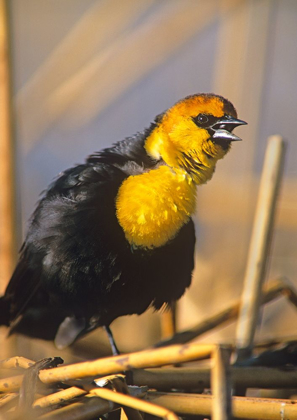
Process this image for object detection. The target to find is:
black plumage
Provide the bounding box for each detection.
[0,129,195,348]
[0,93,245,350]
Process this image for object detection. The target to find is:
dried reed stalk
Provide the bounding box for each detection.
[38,343,215,385]
[39,395,114,420]
[132,366,297,390]
[0,392,18,411]
[155,277,297,347]
[161,302,177,339]
[33,387,87,409]
[211,346,232,420]
[236,136,286,359]
[0,357,34,370]
[0,374,23,392]
[147,391,297,419]
[36,384,176,420]
[94,373,143,420]
[91,387,179,420]
[0,344,214,393]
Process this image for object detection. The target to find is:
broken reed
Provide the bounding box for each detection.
[2,343,297,419]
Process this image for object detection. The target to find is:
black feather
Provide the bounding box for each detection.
[0,128,195,345]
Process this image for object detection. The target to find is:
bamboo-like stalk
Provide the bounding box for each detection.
[236,136,286,360]
[91,388,179,420]
[133,365,297,390]
[38,343,215,385]
[155,277,294,347]
[0,392,18,410]
[211,346,232,420]
[95,373,143,420]
[132,367,210,390]
[147,391,297,419]
[161,302,177,339]
[0,374,23,392]
[33,387,87,409]
[112,376,144,420]
[281,279,297,307]
[4,364,297,396]
[0,357,34,370]
[39,395,115,420]
[0,0,18,363]
[0,343,213,393]
[0,0,17,292]
[34,376,143,420]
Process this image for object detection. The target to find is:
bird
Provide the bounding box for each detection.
[0,93,246,353]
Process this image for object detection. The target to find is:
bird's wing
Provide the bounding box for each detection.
[4,162,127,328]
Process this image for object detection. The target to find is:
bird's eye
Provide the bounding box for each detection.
[192,113,216,128]
[197,114,209,124]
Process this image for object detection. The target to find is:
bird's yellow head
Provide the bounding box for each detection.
[145,93,246,184]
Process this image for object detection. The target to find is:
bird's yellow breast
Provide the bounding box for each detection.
[115,165,196,248]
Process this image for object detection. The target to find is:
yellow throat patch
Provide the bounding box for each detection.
[116,166,196,248]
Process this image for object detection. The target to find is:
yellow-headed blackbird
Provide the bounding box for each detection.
[0,94,246,351]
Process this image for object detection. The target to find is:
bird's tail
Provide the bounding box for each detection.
[0,296,10,326]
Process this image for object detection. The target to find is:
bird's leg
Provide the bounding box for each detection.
[104,325,120,356]
[103,326,135,386]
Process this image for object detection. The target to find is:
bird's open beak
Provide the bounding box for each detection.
[212,116,247,142]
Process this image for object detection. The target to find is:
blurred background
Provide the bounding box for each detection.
[0,0,296,362]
